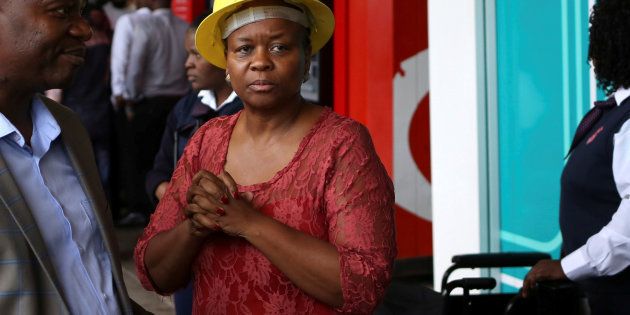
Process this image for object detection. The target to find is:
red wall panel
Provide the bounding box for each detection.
[334,0,432,258]
[171,0,208,22]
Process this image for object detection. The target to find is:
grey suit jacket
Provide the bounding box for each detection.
[0,96,133,314]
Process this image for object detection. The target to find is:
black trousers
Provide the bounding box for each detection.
[117,95,181,215]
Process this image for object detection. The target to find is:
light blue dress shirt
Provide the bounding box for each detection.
[0,97,120,315]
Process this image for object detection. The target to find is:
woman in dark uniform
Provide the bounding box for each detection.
[522,1,630,314]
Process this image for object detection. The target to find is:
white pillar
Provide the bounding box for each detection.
[428,0,489,290]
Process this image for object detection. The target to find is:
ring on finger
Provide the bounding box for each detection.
[216,207,226,216]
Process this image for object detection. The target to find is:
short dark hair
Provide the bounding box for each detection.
[588,0,630,95]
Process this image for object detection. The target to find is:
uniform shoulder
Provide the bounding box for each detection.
[172,92,199,111]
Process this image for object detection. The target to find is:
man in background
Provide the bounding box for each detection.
[110,0,152,113]
[103,0,135,29]
[110,0,152,225]
[122,0,190,223]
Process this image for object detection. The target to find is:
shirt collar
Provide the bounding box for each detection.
[198,90,238,111]
[152,8,171,16]
[0,96,60,148]
[137,7,151,15]
[32,96,61,144]
[614,86,630,106]
[0,110,20,145]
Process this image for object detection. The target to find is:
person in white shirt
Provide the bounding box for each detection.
[109,0,153,226]
[522,1,630,313]
[110,0,152,111]
[118,0,189,224]
[102,0,135,30]
[125,0,190,102]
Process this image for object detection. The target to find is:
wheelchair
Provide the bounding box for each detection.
[441,252,590,315]
[375,252,590,315]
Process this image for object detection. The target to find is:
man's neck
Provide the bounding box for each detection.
[0,87,34,143]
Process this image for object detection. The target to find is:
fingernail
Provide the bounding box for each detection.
[221,195,229,204]
[233,191,239,200]
[216,208,226,216]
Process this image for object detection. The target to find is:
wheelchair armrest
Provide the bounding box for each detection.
[440,252,551,293]
[452,252,551,268]
[443,277,497,296]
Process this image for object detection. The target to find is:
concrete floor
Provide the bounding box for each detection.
[116,227,175,315]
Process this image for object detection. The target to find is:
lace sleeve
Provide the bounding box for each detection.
[133,125,205,292]
[325,123,396,314]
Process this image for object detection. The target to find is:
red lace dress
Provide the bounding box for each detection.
[134,107,396,314]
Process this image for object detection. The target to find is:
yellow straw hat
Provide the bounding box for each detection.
[195,0,335,69]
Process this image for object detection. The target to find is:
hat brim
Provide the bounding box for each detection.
[196,0,335,69]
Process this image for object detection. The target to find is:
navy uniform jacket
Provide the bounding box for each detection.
[145,91,243,204]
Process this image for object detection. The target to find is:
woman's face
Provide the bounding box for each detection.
[225,18,310,109]
[185,29,226,91]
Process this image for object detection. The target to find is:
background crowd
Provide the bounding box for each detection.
[49,0,211,227]
[21,0,630,314]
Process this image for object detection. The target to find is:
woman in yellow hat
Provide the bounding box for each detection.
[134,0,396,313]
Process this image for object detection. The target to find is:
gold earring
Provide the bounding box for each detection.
[226,73,231,83]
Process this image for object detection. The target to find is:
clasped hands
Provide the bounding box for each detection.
[185,170,258,238]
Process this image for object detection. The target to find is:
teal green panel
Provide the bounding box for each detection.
[495,0,592,291]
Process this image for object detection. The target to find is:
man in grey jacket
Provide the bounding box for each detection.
[0,0,139,313]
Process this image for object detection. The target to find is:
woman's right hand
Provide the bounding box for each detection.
[184,170,237,236]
